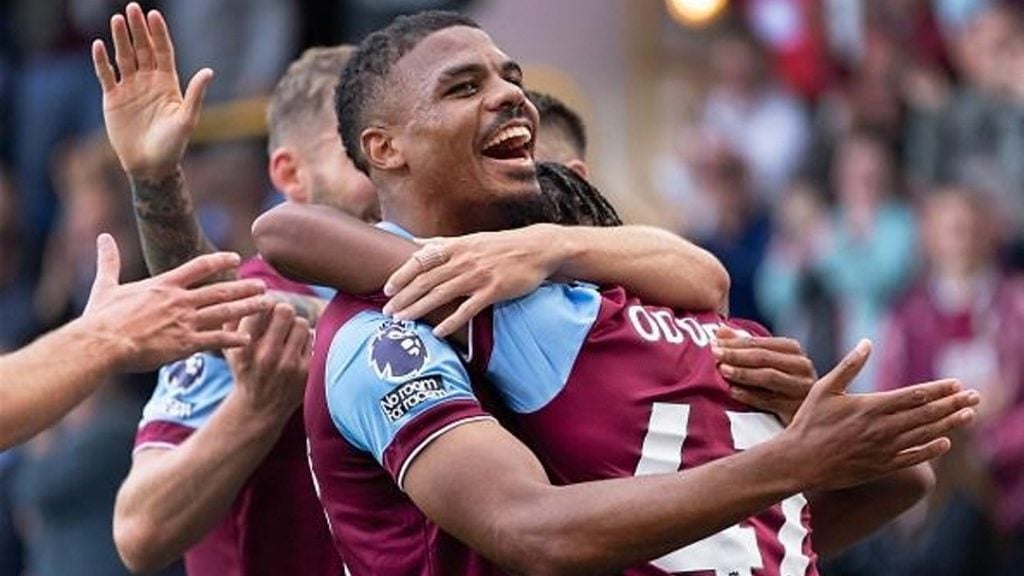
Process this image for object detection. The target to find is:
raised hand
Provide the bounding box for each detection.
[781,340,980,491]
[713,326,817,425]
[383,225,563,337]
[92,3,213,179]
[83,234,271,372]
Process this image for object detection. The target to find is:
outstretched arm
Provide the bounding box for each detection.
[92,3,218,278]
[404,344,972,574]
[0,234,268,450]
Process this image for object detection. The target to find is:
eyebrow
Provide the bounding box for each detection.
[437,60,523,84]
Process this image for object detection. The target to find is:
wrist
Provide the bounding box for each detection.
[127,164,184,187]
[224,385,295,434]
[67,316,134,373]
[538,224,583,279]
[763,431,816,493]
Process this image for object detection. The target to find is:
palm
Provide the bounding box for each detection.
[92,5,211,179]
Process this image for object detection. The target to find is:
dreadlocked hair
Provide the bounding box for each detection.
[536,162,623,227]
[335,11,480,175]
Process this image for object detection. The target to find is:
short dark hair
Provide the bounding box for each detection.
[336,11,480,175]
[537,162,621,227]
[527,90,587,158]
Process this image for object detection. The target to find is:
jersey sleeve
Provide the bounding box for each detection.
[473,282,602,414]
[134,352,233,453]
[322,311,493,489]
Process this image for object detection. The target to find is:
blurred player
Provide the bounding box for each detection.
[253,12,977,574]
[527,89,589,177]
[90,4,362,573]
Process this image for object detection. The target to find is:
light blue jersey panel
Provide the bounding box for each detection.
[487,283,601,413]
[324,311,478,464]
[140,352,234,430]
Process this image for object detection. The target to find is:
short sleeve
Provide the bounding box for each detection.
[134,352,233,452]
[322,312,492,488]
[479,282,601,414]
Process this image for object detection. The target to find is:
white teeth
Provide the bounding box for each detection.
[484,125,532,150]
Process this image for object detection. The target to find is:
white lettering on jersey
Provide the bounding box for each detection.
[625,305,752,346]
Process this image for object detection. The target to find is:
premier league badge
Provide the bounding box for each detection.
[165,353,206,395]
[369,321,429,382]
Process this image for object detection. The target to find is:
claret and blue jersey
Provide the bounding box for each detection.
[308,223,820,576]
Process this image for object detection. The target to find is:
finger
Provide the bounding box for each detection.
[714,346,815,380]
[187,278,266,308]
[715,335,804,354]
[720,365,809,398]
[872,378,963,414]
[894,389,980,432]
[384,263,458,317]
[91,233,121,294]
[189,329,253,352]
[890,437,952,469]
[237,307,271,341]
[182,68,214,127]
[256,303,296,360]
[433,293,487,337]
[147,10,176,71]
[280,317,312,370]
[816,339,872,395]
[392,275,468,322]
[160,251,241,286]
[91,40,117,91]
[125,2,155,71]
[893,408,976,451]
[729,385,783,413]
[194,295,273,330]
[714,325,740,341]
[384,254,432,298]
[111,14,137,78]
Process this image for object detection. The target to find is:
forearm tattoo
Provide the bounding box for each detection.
[130,169,230,282]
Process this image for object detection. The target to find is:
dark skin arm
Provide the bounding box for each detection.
[254,202,969,563]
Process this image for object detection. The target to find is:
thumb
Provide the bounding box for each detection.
[86,233,121,311]
[182,67,214,126]
[816,339,872,396]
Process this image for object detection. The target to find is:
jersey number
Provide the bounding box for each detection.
[634,403,811,576]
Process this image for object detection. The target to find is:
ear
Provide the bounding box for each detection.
[566,159,589,179]
[269,147,311,204]
[362,126,405,172]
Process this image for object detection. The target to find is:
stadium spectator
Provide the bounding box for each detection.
[870,186,1024,575]
[701,26,811,202]
[756,179,839,371]
[692,146,773,325]
[815,129,917,392]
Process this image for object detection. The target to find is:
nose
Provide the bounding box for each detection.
[484,76,527,113]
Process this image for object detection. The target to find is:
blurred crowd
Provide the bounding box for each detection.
[0,0,1022,575]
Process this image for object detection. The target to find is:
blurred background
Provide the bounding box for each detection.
[0,0,1022,575]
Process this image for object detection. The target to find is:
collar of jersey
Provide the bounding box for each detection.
[375,220,416,240]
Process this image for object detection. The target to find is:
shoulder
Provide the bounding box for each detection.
[239,256,314,294]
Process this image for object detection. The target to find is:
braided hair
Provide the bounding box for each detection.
[536,162,623,227]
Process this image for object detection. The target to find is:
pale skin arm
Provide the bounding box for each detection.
[0,234,269,450]
[92,4,324,321]
[114,303,311,573]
